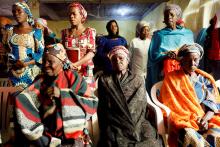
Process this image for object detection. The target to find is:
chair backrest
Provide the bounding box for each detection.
[146,91,166,135]
[151,81,163,101]
[0,78,12,87]
[216,80,220,91]
[0,87,18,144]
[151,81,171,124]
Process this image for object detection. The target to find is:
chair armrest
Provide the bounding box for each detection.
[146,93,166,135]
[150,91,171,117]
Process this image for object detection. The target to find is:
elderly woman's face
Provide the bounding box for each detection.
[164,9,178,28]
[43,54,63,77]
[68,7,83,26]
[181,52,200,74]
[12,5,28,24]
[111,54,128,72]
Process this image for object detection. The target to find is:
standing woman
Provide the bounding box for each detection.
[129,21,151,78]
[3,1,44,89]
[95,20,127,74]
[61,2,96,91]
[146,4,194,92]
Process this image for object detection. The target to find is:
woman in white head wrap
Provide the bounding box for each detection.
[129,20,151,78]
[160,43,220,147]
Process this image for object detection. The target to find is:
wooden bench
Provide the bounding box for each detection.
[0,87,18,145]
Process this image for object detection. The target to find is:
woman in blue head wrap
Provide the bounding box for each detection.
[2,1,44,89]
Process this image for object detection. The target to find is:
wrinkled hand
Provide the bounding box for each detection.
[46,86,60,99]
[167,51,177,59]
[197,111,214,132]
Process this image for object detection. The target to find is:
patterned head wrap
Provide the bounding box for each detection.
[136,21,150,37]
[108,45,129,61]
[34,18,52,33]
[178,43,204,59]
[0,17,12,27]
[13,2,34,25]
[34,18,47,28]
[45,43,71,70]
[164,4,182,19]
[68,2,87,23]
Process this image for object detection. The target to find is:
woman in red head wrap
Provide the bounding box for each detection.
[61,2,96,91]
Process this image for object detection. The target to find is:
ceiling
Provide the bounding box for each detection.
[0,0,168,21]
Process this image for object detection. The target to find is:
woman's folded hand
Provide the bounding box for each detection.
[197,111,214,132]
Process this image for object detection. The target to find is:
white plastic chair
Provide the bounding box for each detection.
[150,81,171,147]
[216,80,220,91]
[151,81,171,121]
[145,92,165,135]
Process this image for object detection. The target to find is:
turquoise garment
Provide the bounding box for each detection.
[146,26,194,91]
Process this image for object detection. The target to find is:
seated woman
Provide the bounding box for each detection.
[159,43,220,147]
[97,46,161,147]
[14,43,98,147]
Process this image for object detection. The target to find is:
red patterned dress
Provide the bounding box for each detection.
[61,27,96,90]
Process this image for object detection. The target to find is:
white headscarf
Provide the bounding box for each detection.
[136,21,150,37]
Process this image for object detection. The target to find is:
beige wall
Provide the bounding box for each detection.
[47,20,138,43]
[142,3,166,32]
[142,0,220,35]
[43,0,220,42]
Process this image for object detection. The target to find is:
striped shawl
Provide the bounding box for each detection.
[15,70,98,146]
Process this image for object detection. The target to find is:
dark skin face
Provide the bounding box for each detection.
[34,22,44,31]
[68,7,83,27]
[164,9,178,29]
[43,54,63,77]
[12,5,33,34]
[111,53,128,74]
[12,5,28,24]
[110,22,118,35]
[180,52,200,75]
[140,26,150,40]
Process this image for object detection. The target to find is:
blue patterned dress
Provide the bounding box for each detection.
[5,26,44,88]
